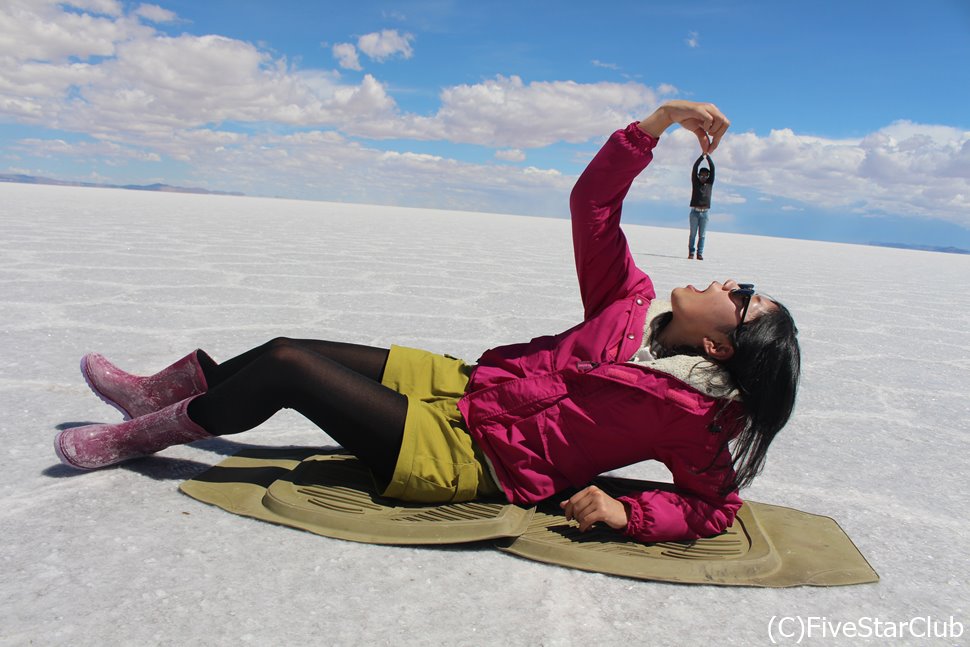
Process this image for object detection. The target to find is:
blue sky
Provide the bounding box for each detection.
[2,0,969,248]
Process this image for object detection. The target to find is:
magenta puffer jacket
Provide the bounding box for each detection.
[458,123,744,543]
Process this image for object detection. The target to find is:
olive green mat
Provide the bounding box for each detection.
[498,475,879,587]
[179,449,878,587]
[178,448,535,545]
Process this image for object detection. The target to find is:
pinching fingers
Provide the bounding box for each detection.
[706,107,730,152]
[693,128,712,154]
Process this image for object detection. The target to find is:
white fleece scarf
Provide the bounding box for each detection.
[628,299,739,401]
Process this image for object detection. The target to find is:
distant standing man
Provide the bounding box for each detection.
[688,154,715,260]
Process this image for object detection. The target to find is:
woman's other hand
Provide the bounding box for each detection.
[559,485,630,532]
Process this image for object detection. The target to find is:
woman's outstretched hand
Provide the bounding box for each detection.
[560,485,630,532]
[638,100,731,154]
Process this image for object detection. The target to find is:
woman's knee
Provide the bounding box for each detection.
[262,337,323,366]
[264,336,298,351]
[261,337,313,367]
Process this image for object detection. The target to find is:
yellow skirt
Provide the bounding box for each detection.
[380,345,501,503]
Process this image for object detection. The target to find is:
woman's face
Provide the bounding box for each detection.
[670,279,775,339]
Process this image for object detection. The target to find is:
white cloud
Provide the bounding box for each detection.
[352,75,660,147]
[692,124,970,223]
[619,123,970,227]
[0,2,398,135]
[379,151,443,163]
[0,26,399,136]
[686,31,700,48]
[523,166,561,177]
[14,137,161,162]
[0,57,105,102]
[591,60,619,70]
[134,3,178,24]
[495,149,525,162]
[0,0,146,62]
[357,29,414,61]
[129,129,575,215]
[0,5,660,151]
[332,43,362,71]
[64,0,123,16]
[714,191,746,205]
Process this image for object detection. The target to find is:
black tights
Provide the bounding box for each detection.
[186,338,407,485]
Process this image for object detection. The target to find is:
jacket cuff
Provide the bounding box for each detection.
[623,122,659,152]
[619,495,647,537]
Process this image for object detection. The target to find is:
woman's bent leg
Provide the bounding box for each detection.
[198,338,390,388]
[188,340,406,484]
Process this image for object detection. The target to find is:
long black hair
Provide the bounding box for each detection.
[649,301,801,490]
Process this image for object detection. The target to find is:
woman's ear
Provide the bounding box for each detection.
[702,336,735,361]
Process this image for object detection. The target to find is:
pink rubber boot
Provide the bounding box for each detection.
[81,351,208,420]
[54,396,211,470]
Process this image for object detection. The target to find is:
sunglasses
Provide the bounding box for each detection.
[731,283,756,335]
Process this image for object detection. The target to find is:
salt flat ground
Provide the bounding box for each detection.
[1,182,968,646]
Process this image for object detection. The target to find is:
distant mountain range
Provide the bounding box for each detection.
[0,173,244,197]
[869,242,969,255]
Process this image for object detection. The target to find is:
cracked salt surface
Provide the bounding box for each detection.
[2,183,968,646]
